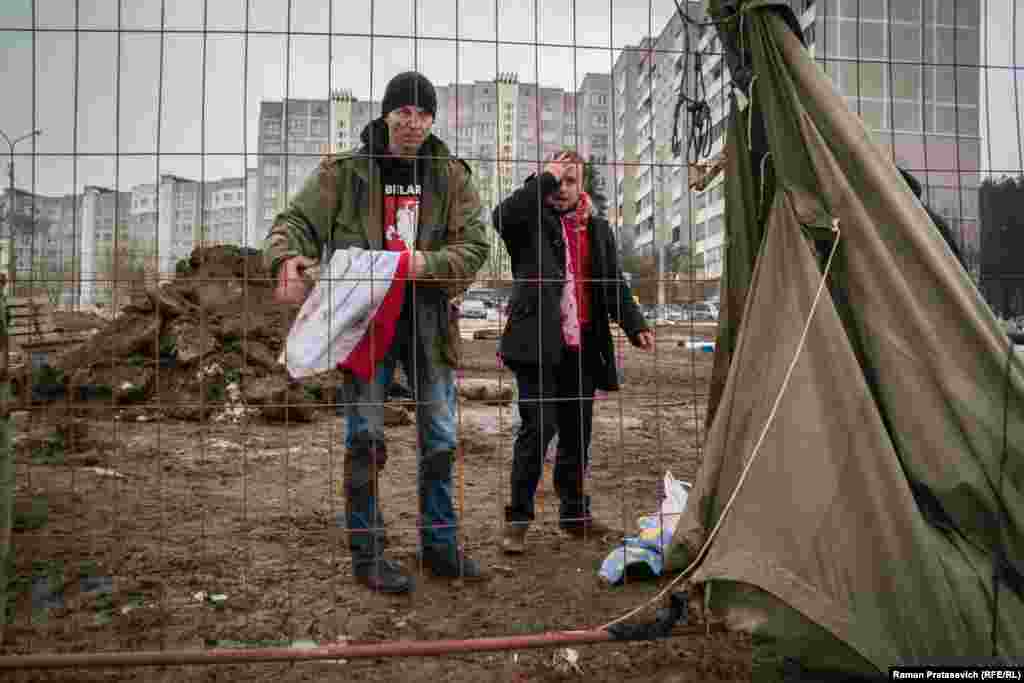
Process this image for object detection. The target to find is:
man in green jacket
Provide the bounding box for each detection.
[265,71,490,594]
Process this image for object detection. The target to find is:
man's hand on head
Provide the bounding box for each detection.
[273,255,318,305]
[543,152,573,183]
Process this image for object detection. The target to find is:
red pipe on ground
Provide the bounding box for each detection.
[0,629,616,669]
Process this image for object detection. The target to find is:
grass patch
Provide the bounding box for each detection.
[12,495,48,531]
[222,336,242,355]
[31,433,66,465]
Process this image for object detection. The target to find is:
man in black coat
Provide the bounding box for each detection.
[492,150,653,554]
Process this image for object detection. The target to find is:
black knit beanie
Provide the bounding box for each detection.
[381,71,437,118]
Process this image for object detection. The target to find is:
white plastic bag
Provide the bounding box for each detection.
[635,471,691,550]
[598,471,691,584]
[659,470,691,530]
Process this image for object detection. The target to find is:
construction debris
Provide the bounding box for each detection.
[49,245,341,423]
[457,379,515,405]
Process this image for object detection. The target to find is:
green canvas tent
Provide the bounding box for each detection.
[666,2,1024,679]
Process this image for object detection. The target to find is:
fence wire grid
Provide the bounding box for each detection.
[0,0,1020,680]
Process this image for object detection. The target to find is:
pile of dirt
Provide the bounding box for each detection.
[51,245,342,423]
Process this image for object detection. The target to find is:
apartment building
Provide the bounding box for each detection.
[615,4,703,271]
[690,0,981,278]
[2,185,136,305]
[256,77,614,277]
[202,176,249,247]
[256,99,332,238]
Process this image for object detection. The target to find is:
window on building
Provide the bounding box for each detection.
[892,102,923,131]
[711,184,724,204]
[708,215,724,237]
[858,62,886,98]
[933,104,978,135]
[931,66,956,102]
[955,0,980,26]
[859,99,888,130]
[890,24,922,62]
[929,0,954,25]
[890,0,921,21]
[838,0,884,19]
[891,64,922,100]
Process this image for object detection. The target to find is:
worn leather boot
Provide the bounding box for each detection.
[500,506,528,554]
[500,523,528,555]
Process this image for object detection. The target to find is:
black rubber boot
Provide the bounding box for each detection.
[418,450,487,581]
[420,544,487,581]
[344,443,413,594]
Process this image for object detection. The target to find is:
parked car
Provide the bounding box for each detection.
[681,302,718,322]
[459,299,488,319]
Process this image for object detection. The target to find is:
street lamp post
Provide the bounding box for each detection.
[0,129,43,296]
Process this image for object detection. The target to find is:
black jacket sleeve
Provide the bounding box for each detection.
[600,224,648,340]
[491,171,560,243]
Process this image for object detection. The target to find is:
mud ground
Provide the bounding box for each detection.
[1,321,753,682]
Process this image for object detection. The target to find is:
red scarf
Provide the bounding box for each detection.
[561,192,593,334]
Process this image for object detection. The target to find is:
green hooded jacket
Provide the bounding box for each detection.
[263,120,490,371]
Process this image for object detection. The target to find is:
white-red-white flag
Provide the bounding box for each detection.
[281,247,411,380]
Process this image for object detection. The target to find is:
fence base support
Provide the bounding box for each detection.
[0,623,722,670]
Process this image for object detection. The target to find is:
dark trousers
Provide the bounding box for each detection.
[507,336,597,524]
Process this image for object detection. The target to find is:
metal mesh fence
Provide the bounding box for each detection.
[0,0,1019,679]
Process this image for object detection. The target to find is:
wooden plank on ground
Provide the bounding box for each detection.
[6,296,50,309]
[8,318,54,329]
[20,333,73,348]
[7,322,53,333]
[8,311,53,321]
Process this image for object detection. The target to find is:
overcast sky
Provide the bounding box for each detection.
[980,0,1024,178]
[0,0,1022,197]
[0,0,683,196]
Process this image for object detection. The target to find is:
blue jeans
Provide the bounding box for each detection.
[339,343,459,550]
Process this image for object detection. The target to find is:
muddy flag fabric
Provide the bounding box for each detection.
[281,247,411,381]
[665,2,1024,679]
